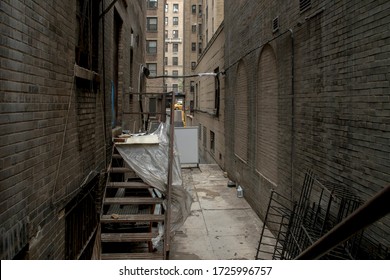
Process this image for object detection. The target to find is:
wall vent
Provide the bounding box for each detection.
[272,17,279,32]
[299,0,311,13]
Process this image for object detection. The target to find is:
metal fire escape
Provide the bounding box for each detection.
[94,92,176,260]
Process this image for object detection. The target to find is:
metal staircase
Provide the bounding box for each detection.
[99,147,166,260]
[94,91,176,260]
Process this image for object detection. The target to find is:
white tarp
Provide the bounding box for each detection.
[115,122,192,232]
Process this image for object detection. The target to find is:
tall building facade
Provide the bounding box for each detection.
[164,0,184,99]
[145,0,165,120]
[224,0,390,252]
[184,0,225,166]
[0,0,146,259]
[183,0,203,115]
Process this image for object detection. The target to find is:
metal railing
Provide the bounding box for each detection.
[256,170,390,260]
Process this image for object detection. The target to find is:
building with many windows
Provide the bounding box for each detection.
[183,0,225,166]
[145,0,165,120]
[164,0,184,100]
[183,0,203,119]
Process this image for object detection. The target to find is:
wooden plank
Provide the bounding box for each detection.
[101,252,164,260]
[106,182,151,189]
[112,154,122,159]
[74,64,100,81]
[101,232,157,242]
[101,214,165,223]
[109,167,133,173]
[104,197,163,205]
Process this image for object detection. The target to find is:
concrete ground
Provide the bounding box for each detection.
[170,164,265,260]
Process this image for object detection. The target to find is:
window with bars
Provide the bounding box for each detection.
[147,17,157,31]
[147,0,158,9]
[203,126,207,147]
[75,0,99,71]
[146,40,157,54]
[173,4,179,13]
[173,17,179,25]
[65,174,99,260]
[173,43,178,52]
[173,57,178,65]
[210,131,215,153]
[147,63,157,76]
[172,30,179,38]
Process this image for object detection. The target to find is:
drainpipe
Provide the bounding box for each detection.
[289,29,295,203]
[138,64,146,131]
[101,0,108,168]
[215,73,220,117]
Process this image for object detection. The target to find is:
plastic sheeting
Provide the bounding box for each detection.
[115,122,192,232]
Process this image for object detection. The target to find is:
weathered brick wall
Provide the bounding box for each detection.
[193,25,225,168]
[0,0,146,259]
[224,0,390,248]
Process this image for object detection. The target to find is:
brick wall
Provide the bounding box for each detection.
[192,24,225,167]
[0,0,146,259]
[224,0,390,249]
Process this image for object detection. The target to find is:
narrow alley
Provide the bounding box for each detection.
[1,0,389,265]
[171,164,264,260]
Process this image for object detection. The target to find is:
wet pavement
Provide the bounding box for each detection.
[170,164,265,260]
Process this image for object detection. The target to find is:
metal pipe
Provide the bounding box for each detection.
[164,91,175,259]
[101,0,108,168]
[295,185,390,259]
[289,29,295,203]
[99,0,119,19]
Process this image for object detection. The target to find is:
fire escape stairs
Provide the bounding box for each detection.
[98,146,166,260]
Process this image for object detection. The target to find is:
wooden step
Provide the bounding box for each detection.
[112,154,122,159]
[104,197,163,205]
[101,232,157,243]
[106,182,151,189]
[109,167,133,173]
[101,214,165,223]
[101,252,164,260]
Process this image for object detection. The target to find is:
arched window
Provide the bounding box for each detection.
[234,61,248,162]
[256,45,278,185]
